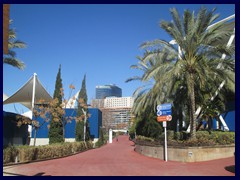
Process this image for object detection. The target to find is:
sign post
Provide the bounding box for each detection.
[109,129,112,143]
[163,121,167,162]
[157,103,172,162]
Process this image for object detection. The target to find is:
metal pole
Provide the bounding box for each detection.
[32,73,37,146]
[163,121,167,162]
[109,129,112,143]
[31,73,37,112]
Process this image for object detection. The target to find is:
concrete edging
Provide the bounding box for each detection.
[135,144,235,162]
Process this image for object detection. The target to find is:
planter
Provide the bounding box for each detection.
[135,144,235,162]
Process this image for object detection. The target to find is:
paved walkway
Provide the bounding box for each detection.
[3,135,235,176]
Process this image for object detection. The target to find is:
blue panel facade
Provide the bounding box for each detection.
[32,108,102,139]
[64,109,77,138]
[3,111,29,146]
[88,108,102,139]
[213,101,235,131]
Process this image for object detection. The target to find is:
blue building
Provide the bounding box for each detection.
[3,111,29,146]
[213,101,235,131]
[95,84,122,99]
[32,108,102,145]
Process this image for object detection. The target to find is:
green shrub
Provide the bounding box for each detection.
[181,131,190,140]
[174,132,181,140]
[3,141,93,165]
[137,135,154,142]
[134,130,235,147]
[196,130,210,140]
[167,130,174,140]
[37,146,54,160]
[3,146,18,164]
[18,146,37,162]
[181,138,215,147]
[71,142,83,153]
[210,131,235,145]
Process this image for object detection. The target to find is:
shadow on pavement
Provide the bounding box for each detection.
[3,172,26,176]
[33,172,51,176]
[225,165,235,173]
[3,171,51,176]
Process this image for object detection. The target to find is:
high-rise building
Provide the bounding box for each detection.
[95,84,122,99]
[104,97,133,109]
[91,96,134,131]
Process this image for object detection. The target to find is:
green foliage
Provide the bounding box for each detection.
[180,138,215,147]
[174,132,181,140]
[75,121,84,141]
[167,130,175,140]
[3,141,93,164]
[137,135,154,142]
[210,131,235,145]
[76,75,90,141]
[49,65,64,144]
[3,146,18,164]
[53,65,63,105]
[95,128,105,147]
[135,108,163,139]
[18,145,38,162]
[135,130,235,147]
[127,7,235,140]
[129,131,135,140]
[48,121,64,144]
[3,20,26,70]
[78,74,88,105]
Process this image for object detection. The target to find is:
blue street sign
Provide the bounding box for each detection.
[157,103,172,111]
[157,110,172,116]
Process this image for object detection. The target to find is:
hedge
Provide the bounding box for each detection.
[3,141,93,165]
[135,131,235,147]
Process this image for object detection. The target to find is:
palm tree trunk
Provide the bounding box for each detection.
[188,73,197,140]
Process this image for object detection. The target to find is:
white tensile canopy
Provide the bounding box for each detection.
[3,73,53,110]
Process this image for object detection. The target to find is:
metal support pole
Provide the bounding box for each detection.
[109,129,112,143]
[32,73,37,146]
[163,121,167,162]
[31,73,37,112]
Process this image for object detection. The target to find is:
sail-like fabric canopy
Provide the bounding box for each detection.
[3,74,53,110]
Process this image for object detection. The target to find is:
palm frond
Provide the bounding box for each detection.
[3,57,25,69]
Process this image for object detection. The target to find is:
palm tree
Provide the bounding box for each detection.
[3,20,26,70]
[126,50,171,115]
[128,7,235,139]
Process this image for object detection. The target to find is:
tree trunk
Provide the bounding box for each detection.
[188,73,197,140]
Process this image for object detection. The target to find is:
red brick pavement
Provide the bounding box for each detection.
[3,135,235,176]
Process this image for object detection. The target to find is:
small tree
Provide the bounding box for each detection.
[76,75,90,141]
[49,65,64,144]
[16,99,51,146]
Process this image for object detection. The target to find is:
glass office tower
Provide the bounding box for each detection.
[96,84,122,99]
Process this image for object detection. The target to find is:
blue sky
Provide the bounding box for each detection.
[3,4,235,113]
